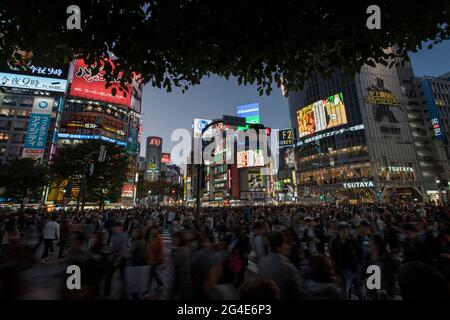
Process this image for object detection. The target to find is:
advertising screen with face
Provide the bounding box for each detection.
[248,169,263,191]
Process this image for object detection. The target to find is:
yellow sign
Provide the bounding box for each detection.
[364,91,400,106]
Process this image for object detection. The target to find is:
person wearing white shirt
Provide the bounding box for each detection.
[41,216,60,260]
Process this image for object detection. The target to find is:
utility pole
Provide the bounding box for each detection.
[75,145,106,212]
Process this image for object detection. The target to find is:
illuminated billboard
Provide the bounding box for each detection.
[193,118,213,139]
[161,153,171,163]
[236,103,260,130]
[0,50,68,92]
[22,97,55,159]
[297,92,347,137]
[237,149,265,168]
[70,59,137,107]
[147,136,162,147]
[248,169,263,191]
[278,128,293,147]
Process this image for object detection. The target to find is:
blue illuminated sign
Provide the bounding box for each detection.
[237,103,260,118]
[57,133,127,147]
[422,79,445,140]
[24,114,51,149]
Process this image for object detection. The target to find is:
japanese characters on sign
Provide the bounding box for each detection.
[22,97,55,159]
[0,72,68,92]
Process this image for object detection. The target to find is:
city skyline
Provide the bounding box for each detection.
[140,40,450,157]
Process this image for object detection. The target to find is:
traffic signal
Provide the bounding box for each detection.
[248,123,271,135]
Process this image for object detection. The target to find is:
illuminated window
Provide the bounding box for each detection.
[16,109,29,117]
[0,133,8,141]
[20,98,33,107]
[0,108,11,116]
[2,96,17,106]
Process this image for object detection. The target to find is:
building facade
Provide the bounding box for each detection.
[145,136,163,182]
[289,54,424,204]
[50,59,142,205]
[0,55,69,164]
[419,72,450,203]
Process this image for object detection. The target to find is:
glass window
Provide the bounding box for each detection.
[0,133,8,141]
[14,121,27,130]
[16,109,30,117]
[11,133,23,143]
[0,120,11,130]
[20,98,33,107]
[2,96,17,106]
[0,108,11,116]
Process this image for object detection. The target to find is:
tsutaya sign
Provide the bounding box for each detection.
[343,181,375,189]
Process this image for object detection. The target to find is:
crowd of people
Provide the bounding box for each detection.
[0,203,449,300]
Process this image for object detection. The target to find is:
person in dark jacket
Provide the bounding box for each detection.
[259,231,307,300]
[402,223,433,265]
[303,254,341,300]
[330,222,363,299]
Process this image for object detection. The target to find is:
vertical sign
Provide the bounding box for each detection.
[22,97,55,159]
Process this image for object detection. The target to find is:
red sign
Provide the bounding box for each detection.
[70,59,132,106]
[121,183,135,198]
[161,153,170,163]
[148,136,162,147]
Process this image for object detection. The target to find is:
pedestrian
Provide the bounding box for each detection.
[41,216,60,261]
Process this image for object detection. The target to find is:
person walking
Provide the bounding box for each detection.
[145,225,164,292]
[329,222,363,299]
[41,216,60,261]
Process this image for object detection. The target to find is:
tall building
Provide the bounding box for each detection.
[0,51,69,164]
[289,50,424,204]
[189,111,272,204]
[51,59,142,205]
[419,72,450,202]
[145,136,163,181]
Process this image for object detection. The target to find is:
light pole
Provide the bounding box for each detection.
[75,146,106,211]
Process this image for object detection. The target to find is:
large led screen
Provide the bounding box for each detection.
[70,59,139,107]
[297,92,347,138]
[237,149,265,168]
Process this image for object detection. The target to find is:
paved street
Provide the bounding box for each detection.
[18,229,174,300]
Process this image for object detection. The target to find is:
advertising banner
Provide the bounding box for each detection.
[161,153,171,163]
[248,169,263,191]
[297,92,347,137]
[0,50,68,92]
[237,150,248,168]
[70,59,132,106]
[193,118,213,139]
[236,103,260,130]
[22,97,55,159]
[0,72,67,92]
[121,183,135,198]
[278,128,293,147]
[240,191,265,200]
[237,150,264,168]
[422,79,445,140]
[147,136,162,147]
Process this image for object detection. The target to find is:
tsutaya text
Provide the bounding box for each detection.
[170,127,284,176]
